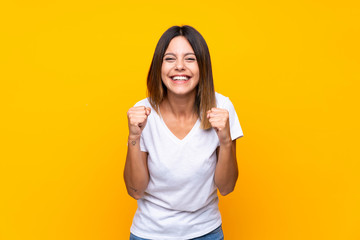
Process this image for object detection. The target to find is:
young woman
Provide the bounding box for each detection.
[124,25,244,240]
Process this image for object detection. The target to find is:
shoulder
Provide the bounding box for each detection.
[215,92,232,109]
[133,97,152,108]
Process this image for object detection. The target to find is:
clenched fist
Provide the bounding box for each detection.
[127,106,151,140]
[207,108,231,145]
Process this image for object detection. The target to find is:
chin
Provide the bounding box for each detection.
[168,88,197,97]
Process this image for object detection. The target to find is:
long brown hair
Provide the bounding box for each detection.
[147,25,216,129]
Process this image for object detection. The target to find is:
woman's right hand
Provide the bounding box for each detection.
[125,106,151,199]
[127,106,151,139]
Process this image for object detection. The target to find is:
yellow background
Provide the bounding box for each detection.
[1,0,359,239]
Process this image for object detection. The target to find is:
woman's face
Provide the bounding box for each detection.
[161,36,200,97]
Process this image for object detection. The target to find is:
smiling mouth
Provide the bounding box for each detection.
[171,75,191,82]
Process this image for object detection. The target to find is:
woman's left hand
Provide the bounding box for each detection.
[207,108,232,145]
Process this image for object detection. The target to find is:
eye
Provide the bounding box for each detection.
[186,58,196,61]
[164,57,176,61]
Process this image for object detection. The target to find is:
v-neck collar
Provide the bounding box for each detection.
[156,110,200,144]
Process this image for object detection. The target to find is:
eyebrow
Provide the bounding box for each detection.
[164,52,196,57]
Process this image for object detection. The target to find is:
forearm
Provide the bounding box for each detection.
[124,137,149,199]
[214,140,238,196]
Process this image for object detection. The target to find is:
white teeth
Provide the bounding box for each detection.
[172,76,189,81]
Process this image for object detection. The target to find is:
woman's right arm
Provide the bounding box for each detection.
[124,106,151,200]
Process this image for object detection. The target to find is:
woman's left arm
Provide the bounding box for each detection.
[207,108,238,196]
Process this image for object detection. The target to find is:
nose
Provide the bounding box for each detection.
[175,59,185,70]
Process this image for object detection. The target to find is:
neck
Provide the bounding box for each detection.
[161,91,197,119]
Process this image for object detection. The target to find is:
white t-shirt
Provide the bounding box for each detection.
[130,92,243,240]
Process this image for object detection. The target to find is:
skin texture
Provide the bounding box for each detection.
[124,106,151,199]
[124,36,238,199]
[207,108,238,195]
[161,36,200,97]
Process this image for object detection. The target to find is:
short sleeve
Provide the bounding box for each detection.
[139,134,147,152]
[223,97,244,141]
